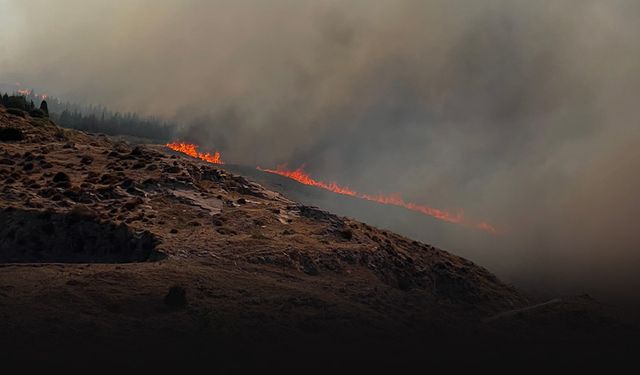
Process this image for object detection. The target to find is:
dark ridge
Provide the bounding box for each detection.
[0,207,163,263]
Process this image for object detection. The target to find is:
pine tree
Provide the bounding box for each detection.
[40,100,49,116]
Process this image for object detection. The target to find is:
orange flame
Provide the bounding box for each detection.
[166,142,224,164]
[258,165,498,234]
[166,142,498,234]
[257,165,358,196]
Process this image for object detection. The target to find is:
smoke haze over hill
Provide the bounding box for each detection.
[2,0,640,300]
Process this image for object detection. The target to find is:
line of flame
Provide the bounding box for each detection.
[165,142,498,234]
[166,142,224,164]
[257,165,498,234]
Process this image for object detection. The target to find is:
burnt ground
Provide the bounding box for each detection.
[0,106,638,370]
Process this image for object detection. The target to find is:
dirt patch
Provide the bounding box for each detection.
[0,207,162,263]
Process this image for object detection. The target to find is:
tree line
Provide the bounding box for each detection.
[1,90,175,142]
[0,92,48,117]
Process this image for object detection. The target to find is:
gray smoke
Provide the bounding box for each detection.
[2,0,640,301]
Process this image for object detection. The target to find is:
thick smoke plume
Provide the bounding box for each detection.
[2,0,640,301]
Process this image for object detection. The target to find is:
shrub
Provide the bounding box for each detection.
[6,108,26,118]
[29,109,46,118]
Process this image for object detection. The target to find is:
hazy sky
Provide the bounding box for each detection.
[2,0,640,299]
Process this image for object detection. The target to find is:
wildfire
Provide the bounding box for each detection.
[256,165,358,196]
[166,141,498,234]
[166,142,224,164]
[258,165,498,234]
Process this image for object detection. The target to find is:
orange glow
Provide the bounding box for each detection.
[257,165,358,196]
[166,141,498,234]
[258,165,498,234]
[166,142,224,164]
[16,89,31,96]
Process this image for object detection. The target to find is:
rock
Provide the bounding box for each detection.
[80,155,93,165]
[165,165,181,174]
[63,185,82,201]
[130,146,144,156]
[120,179,135,189]
[126,186,146,197]
[237,198,247,205]
[99,174,119,184]
[123,197,144,210]
[297,205,343,225]
[52,172,70,183]
[96,185,125,200]
[68,205,99,221]
[38,187,56,198]
[142,178,158,185]
[338,228,353,241]
[164,286,187,308]
[216,227,237,235]
[299,254,319,276]
[114,143,130,154]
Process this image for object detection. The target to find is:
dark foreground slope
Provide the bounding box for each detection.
[0,106,637,369]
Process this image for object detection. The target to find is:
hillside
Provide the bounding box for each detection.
[225,164,505,266]
[0,106,636,369]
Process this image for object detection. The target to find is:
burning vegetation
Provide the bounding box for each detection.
[166,142,497,234]
[166,142,224,164]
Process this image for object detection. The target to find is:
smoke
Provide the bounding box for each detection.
[2,0,640,300]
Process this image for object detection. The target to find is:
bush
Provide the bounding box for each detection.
[29,109,45,118]
[6,108,26,118]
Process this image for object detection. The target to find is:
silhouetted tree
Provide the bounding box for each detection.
[6,95,30,110]
[39,100,49,116]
